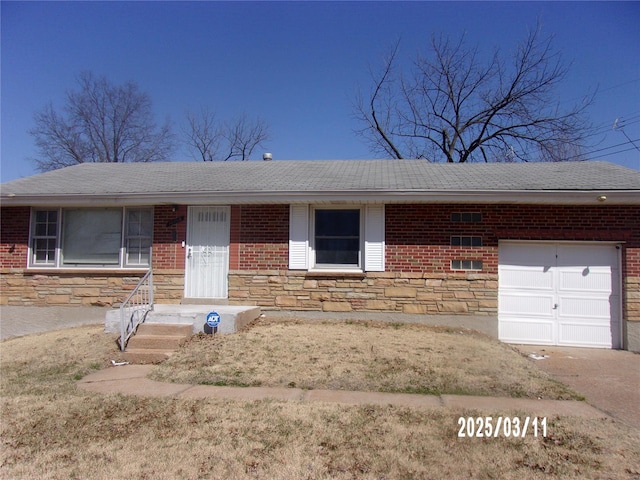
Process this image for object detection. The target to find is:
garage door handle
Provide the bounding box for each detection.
[553,304,559,309]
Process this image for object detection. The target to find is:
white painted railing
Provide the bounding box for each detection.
[119,269,153,351]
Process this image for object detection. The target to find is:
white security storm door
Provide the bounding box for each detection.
[499,242,620,348]
[185,206,230,299]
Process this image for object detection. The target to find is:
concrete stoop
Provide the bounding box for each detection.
[123,323,192,364]
[106,304,261,336]
[107,304,262,364]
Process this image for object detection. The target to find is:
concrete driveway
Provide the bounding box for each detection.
[519,345,640,430]
[0,306,108,340]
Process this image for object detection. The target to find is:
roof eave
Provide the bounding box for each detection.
[2,189,638,207]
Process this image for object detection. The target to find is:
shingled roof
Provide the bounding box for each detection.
[2,160,639,206]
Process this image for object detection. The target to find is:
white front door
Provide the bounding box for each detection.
[185,206,230,299]
[499,242,620,348]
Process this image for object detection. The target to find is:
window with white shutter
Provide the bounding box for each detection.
[288,204,385,272]
[289,205,309,270]
[364,205,385,271]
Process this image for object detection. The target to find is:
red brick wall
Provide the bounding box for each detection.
[226,204,639,276]
[628,249,640,276]
[0,207,30,268]
[237,205,288,270]
[152,205,187,270]
[230,205,241,270]
[386,204,640,275]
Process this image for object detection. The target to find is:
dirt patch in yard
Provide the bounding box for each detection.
[152,317,579,399]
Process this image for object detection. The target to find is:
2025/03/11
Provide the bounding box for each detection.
[457,416,547,438]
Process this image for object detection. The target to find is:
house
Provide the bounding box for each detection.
[1,160,639,351]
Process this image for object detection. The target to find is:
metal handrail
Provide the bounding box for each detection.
[119,268,154,351]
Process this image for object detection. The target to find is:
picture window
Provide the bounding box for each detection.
[29,207,153,268]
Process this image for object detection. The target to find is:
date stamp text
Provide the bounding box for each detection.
[457,416,547,438]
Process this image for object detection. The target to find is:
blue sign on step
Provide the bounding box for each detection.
[206,311,221,328]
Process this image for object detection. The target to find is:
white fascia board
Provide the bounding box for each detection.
[2,189,639,207]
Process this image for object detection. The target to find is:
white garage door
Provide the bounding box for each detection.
[499,242,621,348]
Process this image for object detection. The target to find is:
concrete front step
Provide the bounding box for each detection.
[136,323,192,336]
[122,348,174,364]
[123,323,192,364]
[126,334,187,350]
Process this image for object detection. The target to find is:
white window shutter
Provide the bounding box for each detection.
[364,205,385,272]
[289,204,309,270]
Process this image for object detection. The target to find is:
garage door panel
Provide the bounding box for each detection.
[499,319,553,345]
[559,323,612,348]
[558,296,611,320]
[499,293,555,317]
[500,266,554,290]
[500,243,555,267]
[558,268,612,293]
[557,244,617,268]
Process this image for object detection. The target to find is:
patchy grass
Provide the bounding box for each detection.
[2,323,639,479]
[153,317,579,399]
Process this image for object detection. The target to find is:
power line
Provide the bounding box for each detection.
[589,114,640,136]
[583,146,639,161]
[615,130,640,153]
[561,137,640,162]
[583,138,640,157]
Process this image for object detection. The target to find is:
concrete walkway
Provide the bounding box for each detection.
[77,364,608,419]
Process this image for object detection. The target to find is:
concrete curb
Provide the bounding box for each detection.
[77,365,609,419]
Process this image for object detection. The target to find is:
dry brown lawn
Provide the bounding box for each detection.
[153,317,578,399]
[1,320,639,480]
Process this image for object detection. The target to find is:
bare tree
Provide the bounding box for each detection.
[184,108,269,161]
[355,28,593,162]
[184,108,222,162]
[30,72,175,171]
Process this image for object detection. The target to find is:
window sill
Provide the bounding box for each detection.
[305,270,366,279]
[25,267,150,275]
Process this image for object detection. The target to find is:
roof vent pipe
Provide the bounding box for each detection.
[263,153,273,161]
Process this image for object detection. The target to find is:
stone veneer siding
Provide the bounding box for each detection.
[228,270,497,314]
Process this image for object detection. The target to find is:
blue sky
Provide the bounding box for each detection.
[1,1,639,182]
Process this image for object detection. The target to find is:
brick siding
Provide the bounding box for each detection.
[153,205,187,270]
[0,206,29,269]
[237,205,289,270]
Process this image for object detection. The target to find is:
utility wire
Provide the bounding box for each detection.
[583,138,640,157]
[583,146,639,161]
